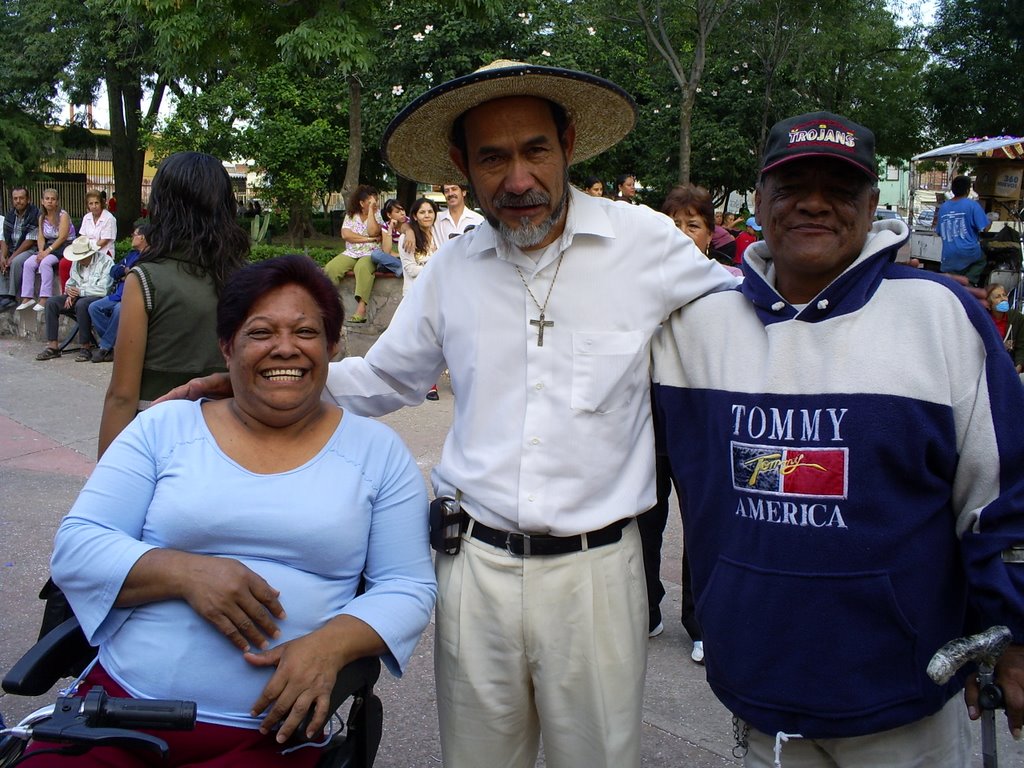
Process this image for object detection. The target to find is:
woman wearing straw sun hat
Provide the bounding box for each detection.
[35,235,113,361]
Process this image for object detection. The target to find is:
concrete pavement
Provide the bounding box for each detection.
[0,334,1019,767]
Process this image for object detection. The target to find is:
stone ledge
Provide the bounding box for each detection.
[0,273,405,359]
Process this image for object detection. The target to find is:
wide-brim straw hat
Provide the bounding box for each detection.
[63,235,99,262]
[382,60,637,185]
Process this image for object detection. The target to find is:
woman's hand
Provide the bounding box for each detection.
[245,630,344,742]
[245,616,386,743]
[117,549,286,652]
[178,555,286,652]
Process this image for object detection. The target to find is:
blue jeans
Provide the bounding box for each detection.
[88,296,121,350]
[371,248,403,277]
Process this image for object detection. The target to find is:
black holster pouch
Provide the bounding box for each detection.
[429,497,466,555]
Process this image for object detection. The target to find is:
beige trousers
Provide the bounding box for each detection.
[744,695,972,768]
[434,520,648,768]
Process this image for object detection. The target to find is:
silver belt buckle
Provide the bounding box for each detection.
[506,532,530,556]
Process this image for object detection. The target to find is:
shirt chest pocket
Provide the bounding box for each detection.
[571,331,648,414]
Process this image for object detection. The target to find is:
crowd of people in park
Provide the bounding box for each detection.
[2,58,1024,768]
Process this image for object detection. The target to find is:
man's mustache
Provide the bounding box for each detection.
[494,190,550,209]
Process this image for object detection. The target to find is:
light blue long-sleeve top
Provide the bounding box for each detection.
[51,399,436,729]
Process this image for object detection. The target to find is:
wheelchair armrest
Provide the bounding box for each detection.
[3,616,96,696]
[291,655,381,751]
[328,656,381,712]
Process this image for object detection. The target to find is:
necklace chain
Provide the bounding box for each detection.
[515,253,564,347]
[515,252,564,315]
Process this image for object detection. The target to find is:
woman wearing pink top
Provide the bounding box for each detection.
[17,188,76,311]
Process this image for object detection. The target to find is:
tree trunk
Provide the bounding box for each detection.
[396,176,418,211]
[678,90,695,185]
[341,76,362,203]
[106,69,164,238]
[288,201,307,245]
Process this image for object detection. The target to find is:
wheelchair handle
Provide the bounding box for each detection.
[77,687,196,731]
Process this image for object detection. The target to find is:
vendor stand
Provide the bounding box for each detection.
[910,137,1024,307]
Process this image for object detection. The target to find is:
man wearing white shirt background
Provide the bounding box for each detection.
[433,183,484,241]
[401,183,484,253]
[168,59,737,768]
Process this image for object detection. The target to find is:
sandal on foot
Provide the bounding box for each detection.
[74,348,94,362]
[35,347,60,361]
[348,314,367,323]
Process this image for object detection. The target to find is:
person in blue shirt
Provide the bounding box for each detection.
[47,255,435,766]
[936,174,991,286]
[86,221,148,363]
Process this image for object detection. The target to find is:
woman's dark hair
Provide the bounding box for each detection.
[346,185,379,217]
[382,198,404,218]
[583,175,602,189]
[661,184,715,234]
[140,152,250,295]
[615,173,634,190]
[409,197,438,254]
[217,254,342,348]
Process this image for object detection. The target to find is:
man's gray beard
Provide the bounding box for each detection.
[480,175,570,249]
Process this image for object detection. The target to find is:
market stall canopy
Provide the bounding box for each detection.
[914,136,1024,161]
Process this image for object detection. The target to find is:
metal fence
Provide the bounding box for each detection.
[0,152,153,224]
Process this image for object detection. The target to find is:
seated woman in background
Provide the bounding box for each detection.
[98,151,250,458]
[46,254,437,766]
[370,198,406,277]
[34,236,114,362]
[986,282,1024,374]
[324,185,381,323]
[17,188,76,311]
[79,189,117,262]
[398,197,439,296]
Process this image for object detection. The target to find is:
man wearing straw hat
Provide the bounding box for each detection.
[167,60,737,766]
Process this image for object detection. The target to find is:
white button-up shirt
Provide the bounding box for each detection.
[327,187,738,536]
[433,206,485,243]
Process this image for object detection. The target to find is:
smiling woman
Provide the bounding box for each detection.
[46,254,436,766]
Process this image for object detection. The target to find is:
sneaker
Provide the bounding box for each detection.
[648,609,663,637]
[91,347,114,363]
[32,302,45,312]
[425,386,439,401]
[0,297,16,310]
[16,299,35,311]
[690,640,705,664]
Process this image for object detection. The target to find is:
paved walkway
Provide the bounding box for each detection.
[0,335,1018,767]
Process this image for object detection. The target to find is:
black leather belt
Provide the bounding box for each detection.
[467,517,631,557]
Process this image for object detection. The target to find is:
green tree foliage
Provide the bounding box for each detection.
[0,0,81,183]
[925,0,1024,142]
[244,64,349,243]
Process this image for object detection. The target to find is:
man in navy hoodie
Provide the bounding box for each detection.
[653,111,1024,766]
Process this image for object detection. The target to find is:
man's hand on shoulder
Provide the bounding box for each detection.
[400,221,415,253]
[153,371,234,404]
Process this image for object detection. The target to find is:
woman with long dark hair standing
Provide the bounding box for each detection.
[97,152,250,457]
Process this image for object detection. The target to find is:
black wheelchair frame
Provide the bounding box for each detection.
[1,617,383,767]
